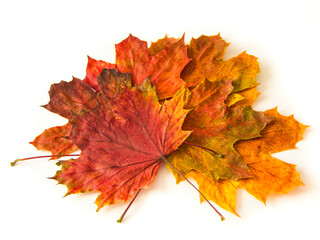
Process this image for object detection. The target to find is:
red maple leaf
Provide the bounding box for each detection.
[85,34,189,100]
[31,35,190,157]
[52,69,191,210]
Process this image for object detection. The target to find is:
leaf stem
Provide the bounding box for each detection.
[117,189,142,223]
[10,154,80,166]
[162,156,225,221]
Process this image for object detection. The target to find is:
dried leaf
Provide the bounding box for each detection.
[181,35,259,92]
[53,69,191,209]
[167,78,271,181]
[116,34,189,100]
[149,37,190,99]
[181,34,229,87]
[186,108,307,214]
[115,34,152,85]
[236,108,307,203]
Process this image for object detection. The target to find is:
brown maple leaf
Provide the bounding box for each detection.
[181,34,260,92]
[167,78,271,182]
[52,69,191,210]
[170,84,306,215]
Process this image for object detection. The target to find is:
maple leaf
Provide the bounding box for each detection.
[115,34,190,100]
[174,108,307,215]
[115,34,152,84]
[167,78,271,182]
[181,34,260,92]
[31,34,189,157]
[81,34,189,101]
[236,108,307,203]
[52,69,191,210]
[224,88,306,205]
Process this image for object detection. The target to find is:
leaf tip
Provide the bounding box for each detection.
[181,32,186,41]
[40,104,48,109]
[63,191,72,198]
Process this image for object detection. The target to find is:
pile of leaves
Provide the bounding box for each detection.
[16,34,307,220]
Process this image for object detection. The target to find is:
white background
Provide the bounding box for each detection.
[1,0,319,239]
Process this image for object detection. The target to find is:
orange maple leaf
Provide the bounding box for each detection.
[182,108,307,215]
[236,108,307,203]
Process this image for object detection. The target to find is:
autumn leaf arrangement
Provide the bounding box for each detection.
[12,34,307,222]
